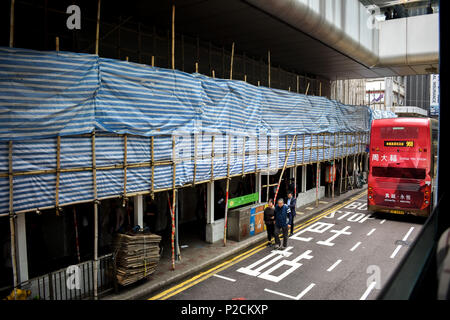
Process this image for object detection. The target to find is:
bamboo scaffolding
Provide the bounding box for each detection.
[0,131,367,218]
[305,82,310,95]
[223,134,232,246]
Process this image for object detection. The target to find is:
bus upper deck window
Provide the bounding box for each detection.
[381,126,419,139]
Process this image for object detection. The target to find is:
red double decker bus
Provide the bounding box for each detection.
[368,118,438,217]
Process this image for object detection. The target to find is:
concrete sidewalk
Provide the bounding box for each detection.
[103,186,367,300]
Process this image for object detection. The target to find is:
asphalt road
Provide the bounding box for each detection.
[149,191,426,300]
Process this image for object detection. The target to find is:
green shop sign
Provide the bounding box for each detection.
[228,192,259,209]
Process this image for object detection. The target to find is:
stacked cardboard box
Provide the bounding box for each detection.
[112,232,161,286]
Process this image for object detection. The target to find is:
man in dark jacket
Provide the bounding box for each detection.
[263,199,275,247]
[286,192,297,237]
[274,198,290,249]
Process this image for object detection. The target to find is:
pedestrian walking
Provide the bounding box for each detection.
[274,198,290,249]
[286,192,297,236]
[264,199,275,247]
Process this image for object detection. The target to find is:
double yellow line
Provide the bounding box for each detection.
[149,190,367,300]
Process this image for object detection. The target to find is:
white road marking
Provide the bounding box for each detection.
[380,219,386,224]
[213,274,236,282]
[390,227,415,259]
[327,259,342,272]
[390,245,402,259]
[350,242,362,252]
[367,228,376,236]
[305,207,314,210]
[264,283,315,300]
[360,281,377,300]
[402,227,415,241]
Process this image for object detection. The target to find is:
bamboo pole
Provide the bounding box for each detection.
[296,75,300,93]
[305,82,310,95]
[95,0,101,55]
[8,141,18,299]
[268,50,271,88]
[345,133,348,192]
[266,136,270,201]
[255,136,258,173]
[171,135,176,270]
[91,132,99,299]
[193,134,198,186]
[273,135,297,202]
[332,132,336,199]
[151,56,155,67]
[73,207,81,264]
[55,37,59,51]
[319,81,322,96]
[195,62,199,73]
[302,134,305,165]
[244,74,247,82]
[229,42,235,80]
[294,134,298,197]
[339,132,343,195]
[171,4,175,70]
[150,136,155,199]
[223,135,232,246]
[212,70,215,78]
[210,135,215,182]
[9,0,15,48]
[55,136,61,214]
[242,136,246,176]
[315,134,319,207]
[123,134,128,204]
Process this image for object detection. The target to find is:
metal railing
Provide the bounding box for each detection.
[7,254,116,300]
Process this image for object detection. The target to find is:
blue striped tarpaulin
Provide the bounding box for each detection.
[0,47,386,214]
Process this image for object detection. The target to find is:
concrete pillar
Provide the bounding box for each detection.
[206,181,214,224]
[301,165,307,193]
[15,213,28,283]
[133,194,143,228]
[256,172,262,203]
